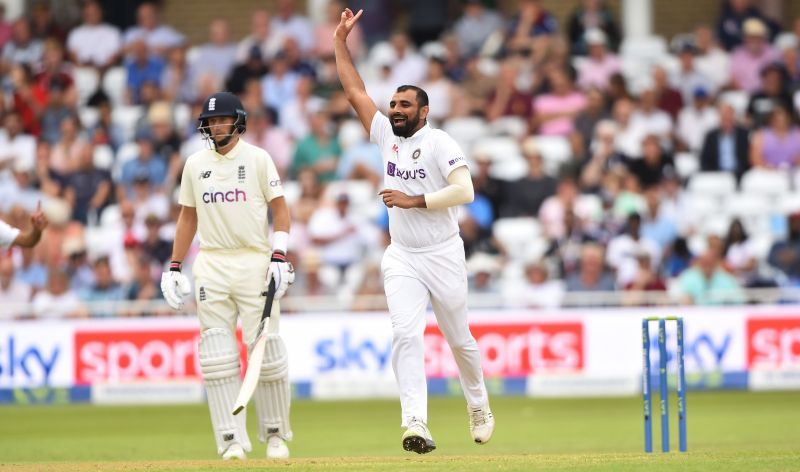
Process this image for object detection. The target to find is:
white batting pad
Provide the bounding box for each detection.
[254,334,292,441]
[199,328,252,454]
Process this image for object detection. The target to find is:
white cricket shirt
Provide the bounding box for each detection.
[179,138,284,252]
[370,112,468,249]
[0,219,20,249]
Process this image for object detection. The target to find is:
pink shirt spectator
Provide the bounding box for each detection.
[578,54,621,91]
[730,45,779,92]
[534,92,588,136]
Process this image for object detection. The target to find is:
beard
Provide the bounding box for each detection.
[390,111,422,137]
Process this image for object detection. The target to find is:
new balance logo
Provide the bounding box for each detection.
[199,171,212,179]
[208,98,216,111]
[223,433,233,441]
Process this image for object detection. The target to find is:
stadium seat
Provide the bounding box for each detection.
[492,217,542,260]
[73,67,99,106]
[93,144,114,170]
[111,106,144,143]
[443,117,490,154]
[112,142,140,181]
[77,106,99,130]
[323,180,381,219]
[620,36,668,62]
[489,156,528,181]
[527,135,571,176]
[173,103,192,133]
[102,66,127,107]
[687,172,737,199]
[489,116,528,138]
[674,152,700,180]
[724,192,772,235]
[740,169,791,199]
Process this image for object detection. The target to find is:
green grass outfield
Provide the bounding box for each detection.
[1,391,799,471]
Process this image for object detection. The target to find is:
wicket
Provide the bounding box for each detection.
[642,316,687,453]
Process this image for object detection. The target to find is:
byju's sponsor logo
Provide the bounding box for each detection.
[448,156,464,166]
[202,187,247,203]
[387,162,426,180]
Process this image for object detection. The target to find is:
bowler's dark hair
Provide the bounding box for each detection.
[396,85,429,108]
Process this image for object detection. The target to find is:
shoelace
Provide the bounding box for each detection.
[470,409,489,426]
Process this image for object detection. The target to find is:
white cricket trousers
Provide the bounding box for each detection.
[381,235,488,427]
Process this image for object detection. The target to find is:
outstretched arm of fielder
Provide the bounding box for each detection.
[334,8,378,134]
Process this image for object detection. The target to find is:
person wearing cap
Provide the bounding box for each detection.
[730,18,779,93]
[716,0,777,51]
[577,27,620,91]
[746,62,793,129]
[160,91,294,460]
[677,86,720,153]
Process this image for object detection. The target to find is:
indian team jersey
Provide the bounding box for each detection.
[0,219,20,249]
[370,111,468,249]
[179,138,284,252]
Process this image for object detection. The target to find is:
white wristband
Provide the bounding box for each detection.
[272,231,289,253]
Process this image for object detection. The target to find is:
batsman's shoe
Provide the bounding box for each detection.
[222,443,246,460]
[266,435,290,459]
[402,418,436,454]
[469,405,495,444]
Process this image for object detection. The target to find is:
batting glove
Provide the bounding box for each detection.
[160,261,192,310]
[266,251,294,300]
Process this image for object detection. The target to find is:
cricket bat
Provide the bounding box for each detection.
[232,279,276,415]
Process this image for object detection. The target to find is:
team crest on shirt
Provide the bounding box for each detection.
[412,148,421,160]
[238,165,246,183]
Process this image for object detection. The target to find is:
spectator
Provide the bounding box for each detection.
[421,57,456,123]
[460,55,496,116]
[776,34,800,89]
[120,131,167,198]
[677,87,720,153]
[236,9,283,64]
[0,5,12,50]
[29,1,66,43]
[622,252,666,306]
[35,39,75,97]
[1,19,43,70]
[767,213,800,282]
[640,184,678,252]
[66,0,122,70]
[49,114,89,176]
[612,97,646,159]
[566,243,615,292]
[672,43,715,107]
[651,66,683,122]
[125,257,161,315]
[141,215,171,265]
[125,38,165,105]
[507,261,564,308]
[729,18,779,92]
[315,0,364,59]
[188,19,238,98]
[280,74,325,141]
[724,218,759,286]
[87,97,124,151]
[63,239,94,293]
[606,213,661,286]
[387,32,427,87]
[123,2,185,56]
[9,63,44,136]
[129,174,170,227]
[226,45,268,96]
[717,0,776,51]
[694,23,731,90]
[291,109,340,182]
[539,176,581,240]
[502,143,556,218]
[546,207,597,278]
[750,105,800,170]
[80,256,125,317]
[677,249,745,305]
[249,108,293,178]
[261,51,299,112]
[32,268,84,318]
[0,111,37,172]
[631,81,674,152]
[282,36,316,78]
[486,60,534,122]
[147,102,182,188]
[336,121,383,184]
[700,102,750,179]
[307,193,366,274]
[63,143,112,225]
[160,46,192,103]
[746,63,793,129]
[454,0,504,58]
[573,87,609,154]
[567,0,620,56]
[532,67,587,136]
[466,253,501,295]
[2,160,45,213]
[506,0,558,63]
[271,0,314,53]
[577,29,620,91]
[0,255,32,319]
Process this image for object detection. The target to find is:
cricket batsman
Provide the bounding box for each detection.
[334,8,494,454]
[160,92,295,460]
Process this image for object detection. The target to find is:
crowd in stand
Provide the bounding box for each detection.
[2,0,800,318]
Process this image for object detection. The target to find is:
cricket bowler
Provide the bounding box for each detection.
[334,8,494,454]
[160,91,295,460]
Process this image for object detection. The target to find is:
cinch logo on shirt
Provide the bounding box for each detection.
[202,187,247,203]
[387,162,427,180]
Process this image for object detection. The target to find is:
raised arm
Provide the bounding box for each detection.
[334,8,378,134]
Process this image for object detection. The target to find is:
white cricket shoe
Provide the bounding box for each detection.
[222,443,246,460]
[266,435,290,459]
[469,405,495,444]
[402,418,436,454]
